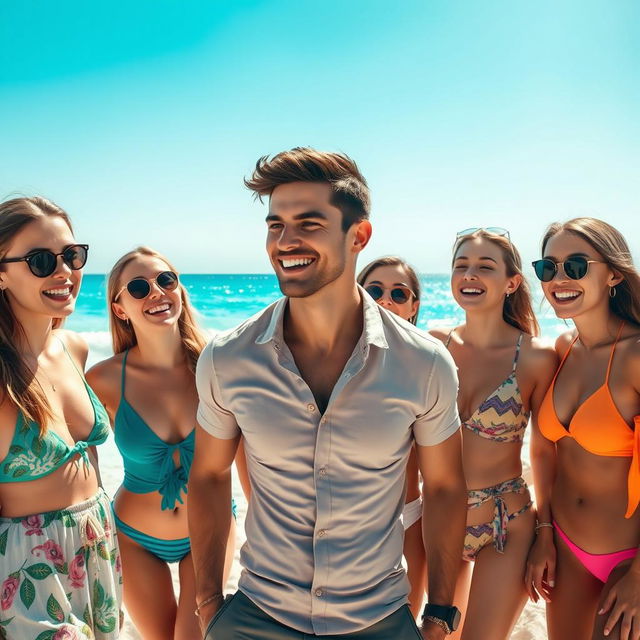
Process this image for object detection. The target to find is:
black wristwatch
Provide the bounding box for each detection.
[421,603,461,634]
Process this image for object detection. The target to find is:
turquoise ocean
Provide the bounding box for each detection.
[73,273,565,367]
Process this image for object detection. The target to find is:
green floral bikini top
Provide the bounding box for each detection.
[0,343,110,482]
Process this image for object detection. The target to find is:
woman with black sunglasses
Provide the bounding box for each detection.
[0,197,122,638]
[526,218,640,640]
[430,229,557,640]
[357,257,426,618]
[86,247,237,639]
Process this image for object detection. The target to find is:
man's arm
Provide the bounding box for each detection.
[188,425,239,632]
[417,430,466,637]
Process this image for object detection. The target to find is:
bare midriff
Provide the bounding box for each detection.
[0,459,100,518]
[552,438,640,553]
[113,486,189,540]
[463,430,528,526]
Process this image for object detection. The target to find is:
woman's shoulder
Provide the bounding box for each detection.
[519,334,559,378]
[85,353,125,407]
[54,329,89,367]
[428,326,455,344]
[619,327,640,388]
[552,330,576,358]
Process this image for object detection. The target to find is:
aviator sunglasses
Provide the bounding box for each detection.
[365,284,414,304]
[115,270,179,301]
[0,244,89,278]
[531,257,604,282]
[455,227,511,242]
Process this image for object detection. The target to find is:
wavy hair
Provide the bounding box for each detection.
[245,147,370,231]
[0,196,72,433]
[357,256,421,325]
[542,218,640,326]
[453,230,539,336]
[107,247,207,373]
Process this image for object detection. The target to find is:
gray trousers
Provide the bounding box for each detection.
[205,591,423,639]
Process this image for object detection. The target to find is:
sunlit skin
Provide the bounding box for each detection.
[0,215,100,518]
[266,182,355,301]
[526,230,640,640]
[86,254,235,640]
[430,235,557,640]
[363,263,425,617]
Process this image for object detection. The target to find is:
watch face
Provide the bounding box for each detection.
[451,607,462,630]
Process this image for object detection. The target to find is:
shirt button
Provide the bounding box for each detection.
[274,343,280,351]
[318,467,327,476]
[318,529,327,537]
[307,403,316,412]
[315,589,323,597]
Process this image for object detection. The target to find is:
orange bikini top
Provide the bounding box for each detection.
[539,323,640,518]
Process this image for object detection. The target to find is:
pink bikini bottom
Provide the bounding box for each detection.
[554,520,637,583]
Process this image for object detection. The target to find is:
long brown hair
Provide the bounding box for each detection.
[453,230,540,336]
[357,256,421,325]
[542,218,640,326]
[107,247,207,373]
[0,196,72,432]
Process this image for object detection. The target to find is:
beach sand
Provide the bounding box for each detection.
[100,435,547,639]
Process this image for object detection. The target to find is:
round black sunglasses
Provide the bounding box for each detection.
[114,271,179,301]
[0,244,88,278]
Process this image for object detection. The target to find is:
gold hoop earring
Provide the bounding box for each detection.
[609,286,617,298]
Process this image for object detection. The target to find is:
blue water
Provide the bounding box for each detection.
[69,274,565,337]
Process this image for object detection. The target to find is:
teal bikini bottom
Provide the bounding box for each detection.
[113,498,237,564]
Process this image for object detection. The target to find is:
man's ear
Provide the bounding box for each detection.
[351,220,372,254]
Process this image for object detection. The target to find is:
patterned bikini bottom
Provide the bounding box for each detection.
[462,476,532,562]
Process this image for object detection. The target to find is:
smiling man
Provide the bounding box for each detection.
[189,147,467,640]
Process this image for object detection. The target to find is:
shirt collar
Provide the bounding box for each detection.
[255,285,389,350]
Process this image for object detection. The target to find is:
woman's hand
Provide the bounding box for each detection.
[524,529,556,603]
[599,564,640,640]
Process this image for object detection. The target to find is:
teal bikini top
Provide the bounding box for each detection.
[114,350,194,511]
[0,342,110,483]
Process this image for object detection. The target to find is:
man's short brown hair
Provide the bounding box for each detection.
[244,147,370,231]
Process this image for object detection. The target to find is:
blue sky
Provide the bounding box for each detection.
[1,0,638,273]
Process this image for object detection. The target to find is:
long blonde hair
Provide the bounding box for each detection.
[542,218,640,327]
[107,247,207,373]
[453,230,540,336]
[0,197,72,433]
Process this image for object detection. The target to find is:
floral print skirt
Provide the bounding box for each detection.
[0,489,123,639]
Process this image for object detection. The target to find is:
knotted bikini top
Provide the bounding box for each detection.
[445,331,529,443]
[0,341,110,483]
[114,350,194,511]
[539,323,640,518]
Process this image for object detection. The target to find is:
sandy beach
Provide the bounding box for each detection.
[99,434,548,639]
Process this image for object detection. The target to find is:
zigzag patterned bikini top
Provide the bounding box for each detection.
[445,331,529,443]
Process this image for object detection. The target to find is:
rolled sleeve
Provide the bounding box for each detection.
[413,346,460,446]
[195,340,240,439]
